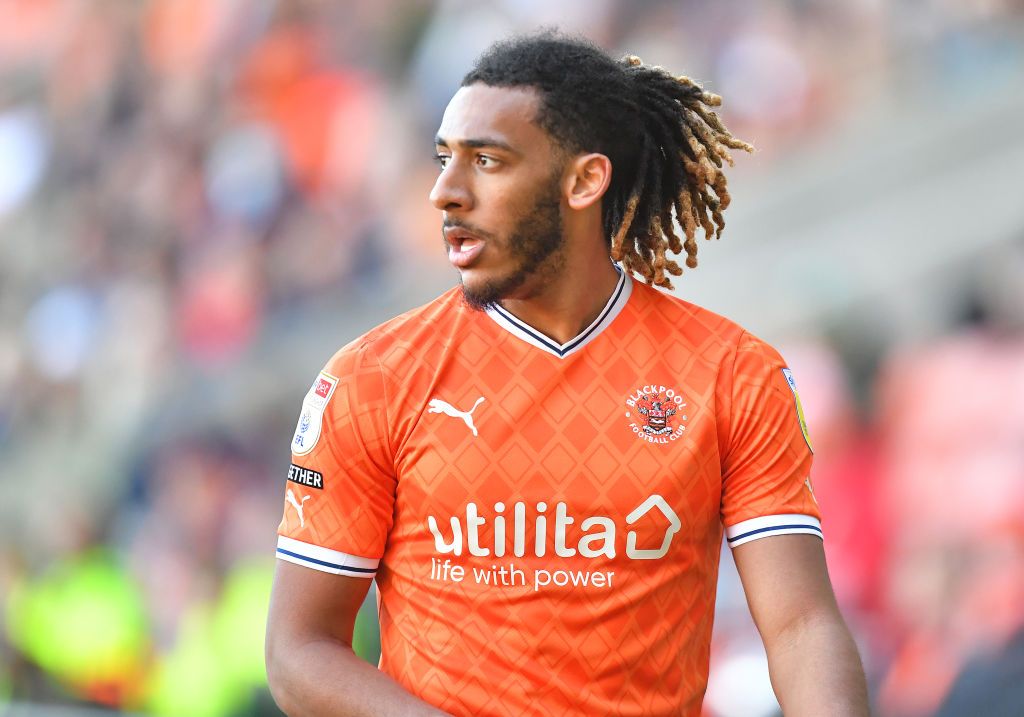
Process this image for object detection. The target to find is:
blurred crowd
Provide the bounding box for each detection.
[1,1,1022,715]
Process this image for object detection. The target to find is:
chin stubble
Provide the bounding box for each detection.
[458,187,565,311]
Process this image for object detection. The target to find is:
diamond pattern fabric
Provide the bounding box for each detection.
[277,276,820,716]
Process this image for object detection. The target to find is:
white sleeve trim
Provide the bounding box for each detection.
[275,536,379,578]
[725,513,823,548]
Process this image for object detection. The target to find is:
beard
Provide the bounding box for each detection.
[446,178,566,311]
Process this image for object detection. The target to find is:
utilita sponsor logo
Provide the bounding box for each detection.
[427,495,681,560]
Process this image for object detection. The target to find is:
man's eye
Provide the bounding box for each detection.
[476,155,497,167]
[433,154,451,169]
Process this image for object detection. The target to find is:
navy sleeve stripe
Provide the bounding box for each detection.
[276,547,377,573]
[726,523,823,543]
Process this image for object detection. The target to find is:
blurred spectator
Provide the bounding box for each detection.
[874,253,1024,716]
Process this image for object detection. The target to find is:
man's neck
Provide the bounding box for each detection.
[497,258,621,346]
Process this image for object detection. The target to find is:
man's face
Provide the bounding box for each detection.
[431,84,567,309]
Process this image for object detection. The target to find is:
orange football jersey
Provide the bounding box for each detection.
[277,271,821,716]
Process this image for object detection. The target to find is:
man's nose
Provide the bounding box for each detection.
[429,164,472,212]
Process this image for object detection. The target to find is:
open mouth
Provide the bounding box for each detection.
[445,228,487,268]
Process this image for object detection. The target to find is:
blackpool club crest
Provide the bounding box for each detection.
[624,384,687,444]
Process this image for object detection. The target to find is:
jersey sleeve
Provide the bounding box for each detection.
[276,340,395,578]
[719,331,822,548]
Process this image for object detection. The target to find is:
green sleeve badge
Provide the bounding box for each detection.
[781,368,813,453]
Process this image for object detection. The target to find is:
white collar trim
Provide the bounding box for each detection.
[484,270,632,359]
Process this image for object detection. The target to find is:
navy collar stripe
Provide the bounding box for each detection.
[491,306,565,353]
[562,276,625,352]
[484,269,632,360]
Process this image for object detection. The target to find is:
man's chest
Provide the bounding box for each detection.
[387,354,724,565]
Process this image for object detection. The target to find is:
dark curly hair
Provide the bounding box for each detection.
[462,32,753,289]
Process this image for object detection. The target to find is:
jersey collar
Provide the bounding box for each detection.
[484,269,633,359]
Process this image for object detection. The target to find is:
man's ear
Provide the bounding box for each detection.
[565,153,612,211]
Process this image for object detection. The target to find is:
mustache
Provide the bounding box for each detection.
[441,219,493,240]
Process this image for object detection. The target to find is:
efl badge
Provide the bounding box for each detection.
[625,384,687,444]
[291,371,339,455]
[781,368,813,453]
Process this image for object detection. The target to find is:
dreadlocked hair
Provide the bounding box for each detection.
[463,33,753,289]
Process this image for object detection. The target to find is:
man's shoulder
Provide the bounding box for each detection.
[635,284,794,385]
[630,280,750,349]
[359,285,466,347]
[322,286,465,375]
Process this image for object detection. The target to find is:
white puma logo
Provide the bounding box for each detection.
[428,397,486,437]
[286,488,311,527]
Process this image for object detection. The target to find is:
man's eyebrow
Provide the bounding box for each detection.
[434,135,519,154]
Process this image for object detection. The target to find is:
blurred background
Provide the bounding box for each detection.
[1,1,1023,715]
